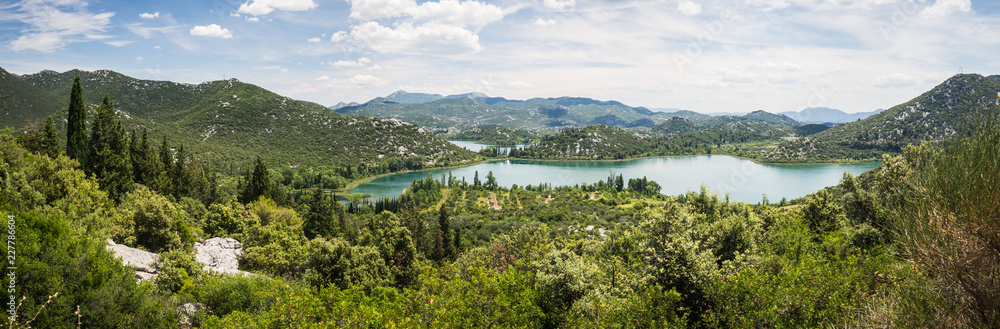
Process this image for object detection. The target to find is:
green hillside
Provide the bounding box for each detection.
[444,124,540,145]
[0,67,62,128]
[8,68,476,169]
[514,125,646,159]
[765,73,1000,162]
[337,94,670,132]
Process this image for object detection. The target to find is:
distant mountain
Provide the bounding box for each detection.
[779,107,883,124]
[386,90,444,104]
[767,73,1000,162]
[337,94,668,131]
[706,111,749,116]
[6,68,476,168]
[445,92,489,100]
[0,67,62,128]
[742,110,801,128]
[328,101,360,110]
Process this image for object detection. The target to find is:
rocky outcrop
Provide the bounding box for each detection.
[176,302,205,328]
[105,239,160,281]
[107,237,253,280]
[194,237,252,276]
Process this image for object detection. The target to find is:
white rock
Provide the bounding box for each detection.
[195,238,253,277]
[106,239,160,281]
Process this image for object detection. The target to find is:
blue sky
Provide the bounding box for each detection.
[1,0,998,113]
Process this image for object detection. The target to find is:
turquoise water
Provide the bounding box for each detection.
[351,155,880,203]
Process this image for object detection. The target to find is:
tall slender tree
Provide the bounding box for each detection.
[436,207,454,260]
[66,75,87,162]
[238,155,271,203]
[42,116,60,158]
[87,95,133,201]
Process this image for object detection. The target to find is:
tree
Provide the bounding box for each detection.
[172,144,191,197]
[130,129,156,186]
[359,211,417,286]
[42,116,59,158]
[486,171,498,190]
[304,189,337,240]
[87,95,133,201]
[436,207,454,260]
[473,170,481,187]
[66,75,87,162]
[238,155,272,204]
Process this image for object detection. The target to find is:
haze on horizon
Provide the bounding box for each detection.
[1,0,998,114]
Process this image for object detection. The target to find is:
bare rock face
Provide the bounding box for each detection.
[105,239,160,281]
[194,237,252,276]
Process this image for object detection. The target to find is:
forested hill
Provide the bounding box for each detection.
[0,67,62,127]
[336,92,672,131]
[514,125,646,159]
[3,68,475,168]
[813,73,1000,144]
[766,73,1000,162]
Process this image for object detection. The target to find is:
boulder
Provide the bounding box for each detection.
[105,239,160,281]
[195,237,252,276]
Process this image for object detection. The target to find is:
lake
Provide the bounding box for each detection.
[350,155,880,203]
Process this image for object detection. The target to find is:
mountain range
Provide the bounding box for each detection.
[778,107,884,124]
[0,68,475,168]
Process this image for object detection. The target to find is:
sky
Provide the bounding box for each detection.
[1,0,998,114]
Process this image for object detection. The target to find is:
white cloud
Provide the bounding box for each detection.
[140,12,160,19]
[308,37,321,43]
[744,0,794,10]
[677,1,702,16]
[368,64,382,70]
[190,24,234,39]
[507,81,533,89]
[331,57,371,67]
[533,18,556,26]
[346,0,416,20]
[317,75,331,80]
[105,40,134,47]
[408,0,503,28]
[349,74,385,85]
[346,21,483,54]
[872,73,919,87]
[543,0,575,11]
[281,68,289,72]
[919,0,971,19]
[246,17,260,22]
[136,56,144,60]
[340,0,504,54]
[239,0,318,16]
[7,0,116,52]
[331,31,349,42]
[154,45,161,49]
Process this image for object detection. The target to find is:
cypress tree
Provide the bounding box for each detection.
[172,144,190,198]
[66,75,87,162]
[155,135,173,195]
[304,189,335,240]
[437,207,453,260]
[88,95,133,201]
[239,156,271,203]
[42,116,60,158]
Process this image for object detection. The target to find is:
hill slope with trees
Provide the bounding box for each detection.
[3,68,476,169]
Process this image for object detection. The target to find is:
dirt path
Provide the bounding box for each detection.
[435,189,451,211]
[489,192,502,210]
